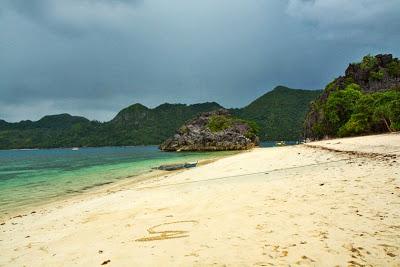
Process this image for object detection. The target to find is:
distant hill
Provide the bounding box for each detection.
[233,86,322,140]
[0,103,223,149]
[0,87,321,149]
[103,102,223,145]
[0,120,8,129]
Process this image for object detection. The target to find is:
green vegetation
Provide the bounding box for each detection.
[370,70,385,80]
[207,115,234,132]
[323,83,362,135]
[305,54,400,140]
[311,87,400,138]
[360,54,378,70]
[233,86,322,140]
[241,120,260,139]
[339,90,400,136]
[387,60,400,76]
[0,86,321,149]
[0,103,223,149]
[207,114,260,139]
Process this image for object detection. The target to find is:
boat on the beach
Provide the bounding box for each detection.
[156,161,198,171]
[184,161,198,168]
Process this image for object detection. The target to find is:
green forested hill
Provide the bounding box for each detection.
[304,54,400,140]
[0,114,102,149]
[233,86,322,140]
[0,87,321,149]
[102,102,223,145]
[0,103,223,149]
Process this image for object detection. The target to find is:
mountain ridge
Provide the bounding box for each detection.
[233,86,322,140]
[0,86,321,149]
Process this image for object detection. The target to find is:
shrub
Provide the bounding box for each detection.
[338,94,375,136]
[240,120,260,139]
[388,100,400,130]
[207,115,233,132]
[387,60,400,77]
[324,83,362,134]
[338,90,400,136]
[370,69,385,81]
[179,125,189,134]
[338,114,369,137]
[360,54,378,70]
[207,115,260,139]
[372,91,400,132]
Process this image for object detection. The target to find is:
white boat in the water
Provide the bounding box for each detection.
[71,147,80,151]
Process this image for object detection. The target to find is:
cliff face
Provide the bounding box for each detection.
[344,54,400,93]
[159,109,259,151]
[304,54,400,140]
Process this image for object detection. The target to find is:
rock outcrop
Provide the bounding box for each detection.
[343,55,400,93]
[304,54,400,140]
[159,109,259,151]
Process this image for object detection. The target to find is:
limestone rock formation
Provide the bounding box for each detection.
[304,54,400,140]
[159,109,259,151]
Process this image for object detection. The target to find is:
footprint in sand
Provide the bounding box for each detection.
[135,220,198,242]
[184,252,199,257]
[379,244,399,258]
[254,262,273,266]
[294,255,316,265]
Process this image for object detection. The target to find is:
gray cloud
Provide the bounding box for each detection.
[286,0,400,42]
[2,0,143,36]
[0,0,399,122]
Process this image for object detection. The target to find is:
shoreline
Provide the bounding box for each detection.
[1,144,162,151]
[0,152,242,222]
[1,133,399,266]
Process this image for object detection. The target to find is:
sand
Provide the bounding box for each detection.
[0,133,399,266]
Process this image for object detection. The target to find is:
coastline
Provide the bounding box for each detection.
[0,152,240,222]
[1,133,399,266]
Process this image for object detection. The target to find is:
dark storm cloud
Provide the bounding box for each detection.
[286,0,400,41]
[1,0,399,122]
[2,0,143,36]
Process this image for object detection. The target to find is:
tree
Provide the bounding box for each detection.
[324,83,362,135]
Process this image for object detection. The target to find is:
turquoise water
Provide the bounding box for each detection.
[0,146,235,216]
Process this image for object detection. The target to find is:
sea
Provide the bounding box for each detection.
[0,142,293,217]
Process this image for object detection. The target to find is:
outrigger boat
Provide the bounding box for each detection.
[155,161,198,171]
[184,162,198,168]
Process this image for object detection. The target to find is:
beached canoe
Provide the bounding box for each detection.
[184,162,198,168]
[156,161,198,171]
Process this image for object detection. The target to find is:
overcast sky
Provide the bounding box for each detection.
[1,0,399,122]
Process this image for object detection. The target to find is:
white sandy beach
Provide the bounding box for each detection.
[1,133,399,266]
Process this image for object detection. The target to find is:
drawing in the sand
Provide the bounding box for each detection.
[136,220,199,242]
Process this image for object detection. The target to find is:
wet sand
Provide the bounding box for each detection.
[0,133,399,266]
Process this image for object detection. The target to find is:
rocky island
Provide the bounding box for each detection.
[159,109,259,151]
[304,54,400,140]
